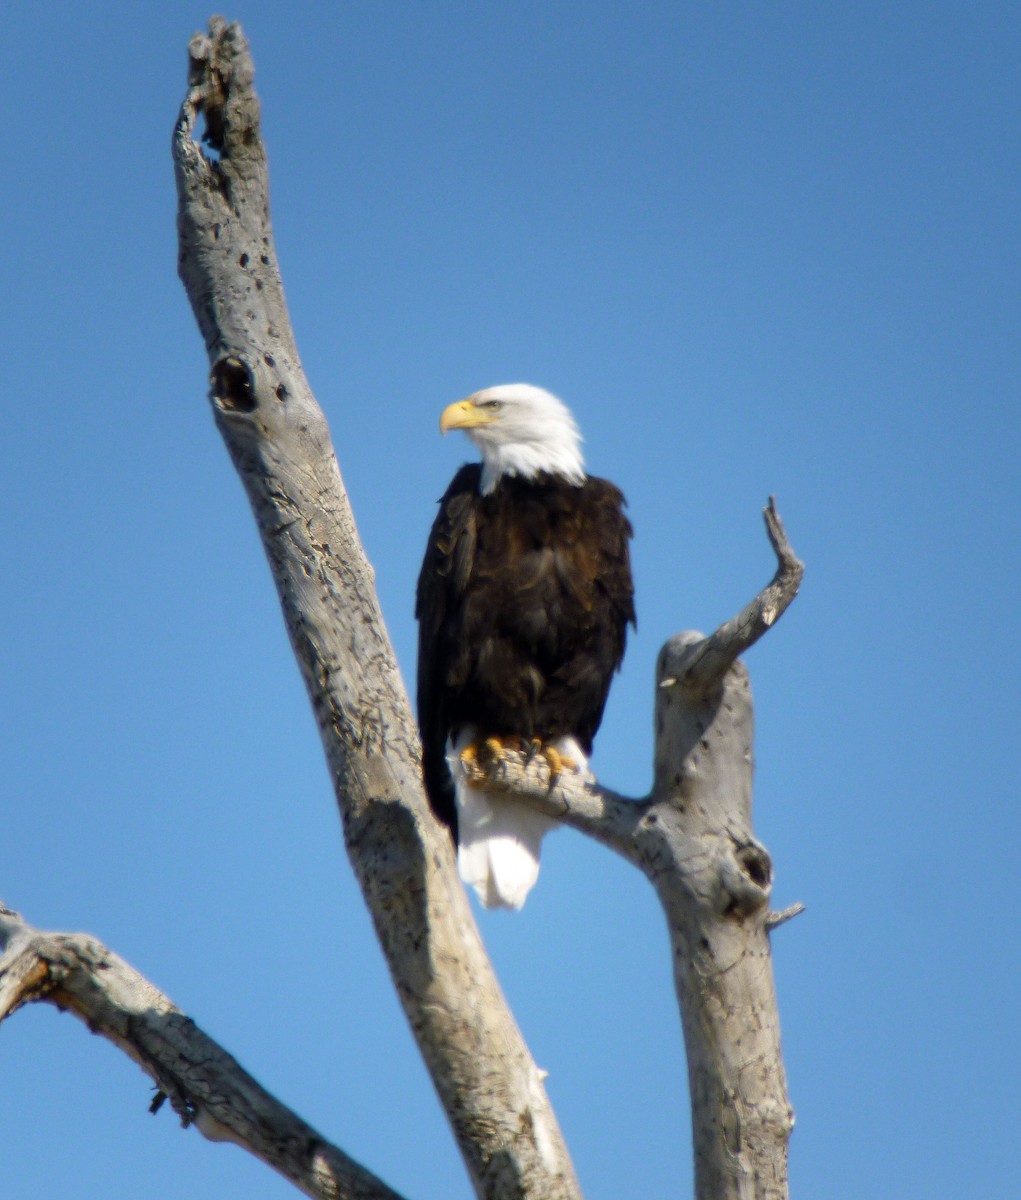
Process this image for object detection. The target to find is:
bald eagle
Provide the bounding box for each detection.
[416,384,634,909]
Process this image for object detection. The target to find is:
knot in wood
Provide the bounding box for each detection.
[716,836,772,918]
[210,356,256,413]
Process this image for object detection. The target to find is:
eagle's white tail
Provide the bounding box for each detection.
[449,732,585,909]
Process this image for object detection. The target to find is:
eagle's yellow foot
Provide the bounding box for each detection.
[541,743,579,783]
[460,736,580,786]
[523,738,579,784]
[459,735,519,784]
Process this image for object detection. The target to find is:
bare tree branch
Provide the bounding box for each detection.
[0,902,406,1200]
[456,750,649,863]
[172,18,581,1200]
[765,902,806,931]
[661,497,804,697]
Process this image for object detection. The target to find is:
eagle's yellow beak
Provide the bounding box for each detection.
[439,397,497,434]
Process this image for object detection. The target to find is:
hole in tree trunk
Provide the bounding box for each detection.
[210,356,256,413]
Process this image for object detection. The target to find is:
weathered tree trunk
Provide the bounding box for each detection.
[172,18,582,1200]
[654,636,796,1198]
[1,18,803,1200]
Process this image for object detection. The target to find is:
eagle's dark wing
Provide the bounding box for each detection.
[569,476,635,743]
[415,464,481,835]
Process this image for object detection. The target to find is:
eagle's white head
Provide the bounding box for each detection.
[440,384,586,495]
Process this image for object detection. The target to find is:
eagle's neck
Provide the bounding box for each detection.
[479,441,586,495]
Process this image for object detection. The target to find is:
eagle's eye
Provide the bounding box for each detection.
[482,400,502,411]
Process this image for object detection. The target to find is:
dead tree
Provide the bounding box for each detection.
[0,19,803,1200]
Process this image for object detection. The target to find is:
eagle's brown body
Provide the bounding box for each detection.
[416,462,635,835]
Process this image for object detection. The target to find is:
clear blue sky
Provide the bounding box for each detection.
[2,3,1018,1198]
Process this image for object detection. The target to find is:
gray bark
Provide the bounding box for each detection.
[1,18,804,1200]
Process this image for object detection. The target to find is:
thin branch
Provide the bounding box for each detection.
[456,752,649,863]
[0,902,407,1200]
[661,497,804,697]
[766,902,806,931]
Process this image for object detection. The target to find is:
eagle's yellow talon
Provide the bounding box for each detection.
[460,735,520,784]
[458,743,478,768]
[541,744,578,782]
[459,735,580,787]
[458,741,484,783]
[483,736,511,762]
